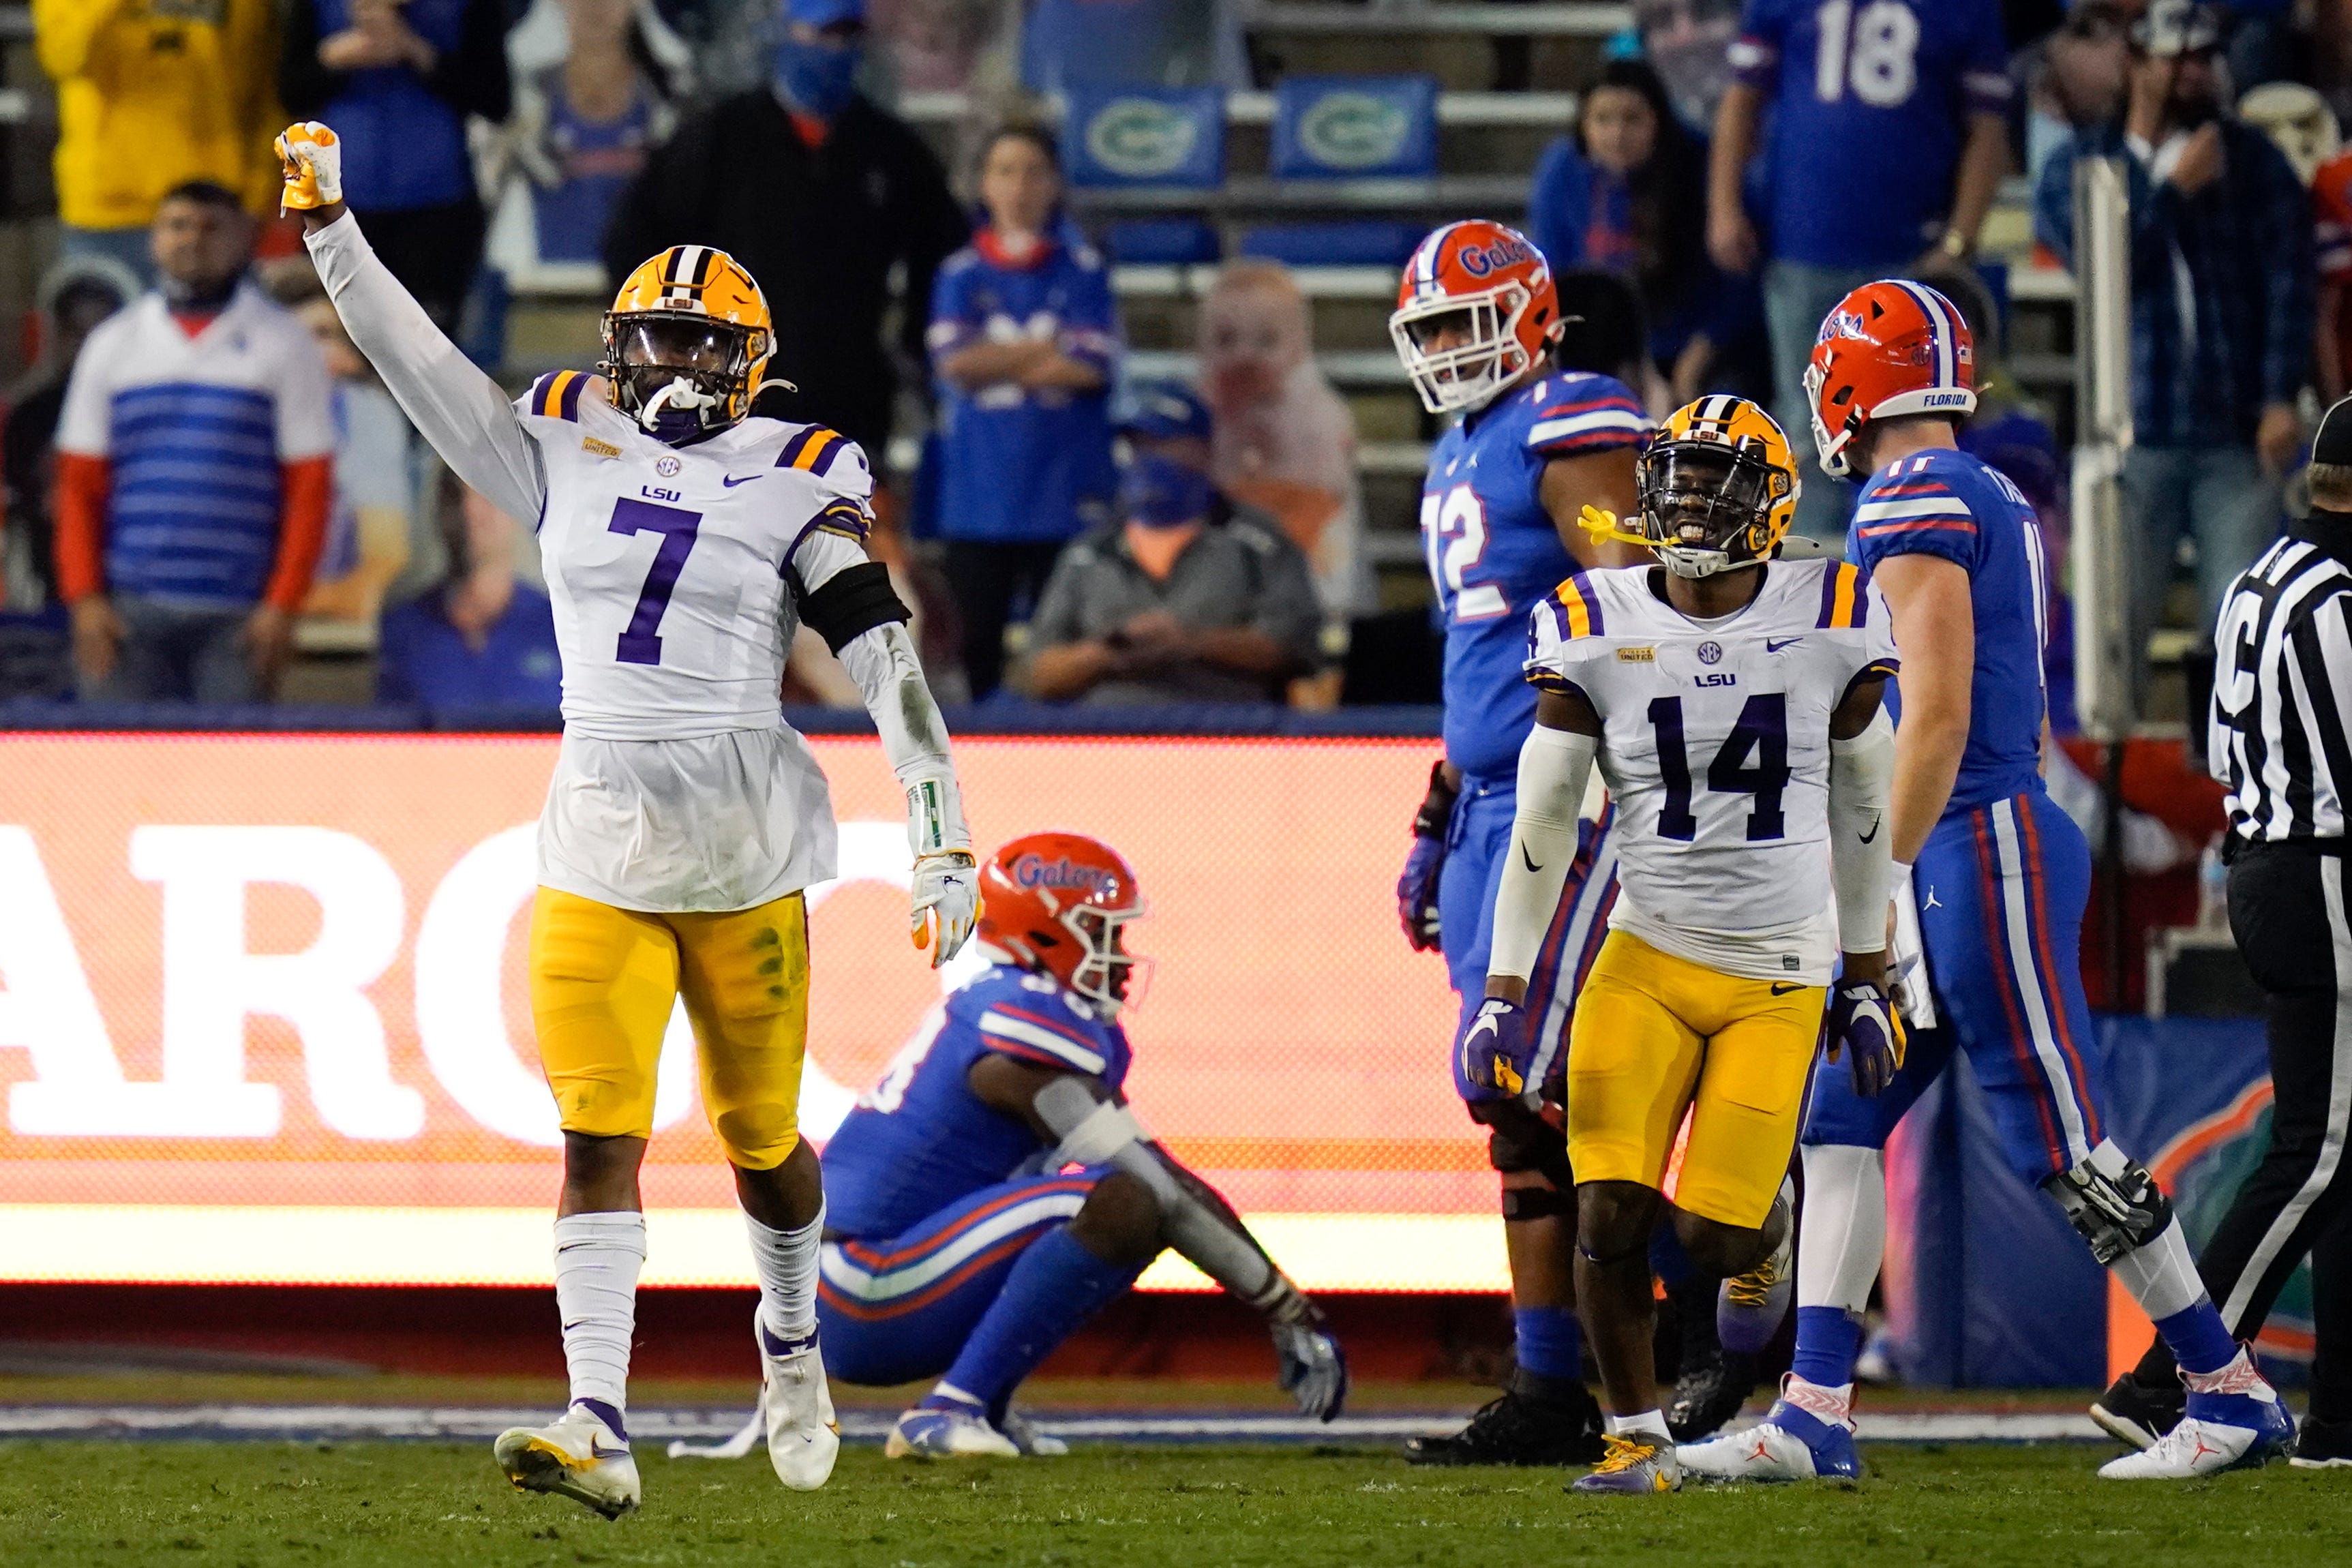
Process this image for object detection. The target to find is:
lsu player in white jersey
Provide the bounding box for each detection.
[277,124,982,1518]
[1457,397,1905,1494]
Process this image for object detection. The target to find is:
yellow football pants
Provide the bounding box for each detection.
[528,886,811,1170]
[1565,931,1826,1229]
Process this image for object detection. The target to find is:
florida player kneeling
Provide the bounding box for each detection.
[816,833,1348,1457]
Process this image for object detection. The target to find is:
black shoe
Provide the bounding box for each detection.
[2090,1369,2184,1451]
[1404,1368,1606,1466]
[2292,1415,2352,1468]
[1666,1349,1760,1443]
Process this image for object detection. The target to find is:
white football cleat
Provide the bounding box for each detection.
[494,1404,642,1520]
[999,1408,1070,1457]
[884,1403,1023,1459]
[2098,1408,2294,1479]
[757,1316,840,1490]
[1680,1421,1831,1483]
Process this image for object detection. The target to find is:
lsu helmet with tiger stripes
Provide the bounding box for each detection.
[1608,395,1800,579]
[601,245,780,442]
[1805,279,1978,478]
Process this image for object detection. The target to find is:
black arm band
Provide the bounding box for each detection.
[794,560,911,653]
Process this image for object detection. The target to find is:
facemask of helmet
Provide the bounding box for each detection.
[601,313,760,444]
[1636,438,1791,578]
[1389,286,1534,415]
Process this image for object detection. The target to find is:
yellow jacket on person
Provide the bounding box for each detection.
[35,0,284,229]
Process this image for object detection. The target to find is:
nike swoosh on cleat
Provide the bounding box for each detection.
[1766,636,1803,653]
[1520,843,1543,873]
[723,474,759,487]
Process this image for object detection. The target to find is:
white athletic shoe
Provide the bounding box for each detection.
[1680,1421,1827,1482]
[494,1404,642,1520]
[999,1408,1070,1457]
[757,1315,840,1490]
[884,1403,1023,1459]
[2098,1409,2294,1479]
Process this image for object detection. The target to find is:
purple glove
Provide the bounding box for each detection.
[1824,977,1905,1097]
[1456,997,1535,1102]
[1399,759,1458,952]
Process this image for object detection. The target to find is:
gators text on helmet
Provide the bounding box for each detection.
[976,832,1149,1016]
[1389,220,1561,416]
[1805,279,1977,479]
[602,245,779,442]
[1627,395,1802,579]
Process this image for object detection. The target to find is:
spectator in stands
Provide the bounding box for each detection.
[2036,0,2313,702]
[607,0,969,461]
[378,580,565,710]
[2315,136,2352,400]
[281,0,514,330]
[1023,382,1322,706]
[2023,2,2137,185]
[1019,0,1247,95]
[3,258,139,613]
[52,183,336,704]
[1635,0,1743,132]
[868,0,1004,91]
[1528,59,1762,408]
[33,0,284,284]
[1196,260,1368,633]
[264,268,417,634]
[485,0,692,274]
[1708,0,2012,536]
[927,125,1119,699]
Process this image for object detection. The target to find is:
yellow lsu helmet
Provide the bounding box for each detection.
[601,245,779,439]
[1629,395,1801,578]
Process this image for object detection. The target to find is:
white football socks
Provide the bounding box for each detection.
[745,1202,823,1345]
[1606,1409,1673,1444]
[2109,1219,2209,1323]
[1797,1143,1886,1314]
[554,1210,646,1415]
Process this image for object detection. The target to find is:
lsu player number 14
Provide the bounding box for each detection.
[1465,395,1903,1496]
[279,123,981,1519]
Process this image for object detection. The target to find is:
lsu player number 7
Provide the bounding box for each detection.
[278,124,981,1518]
[1462,396,1904,1495]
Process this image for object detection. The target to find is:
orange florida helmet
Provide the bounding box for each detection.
[1805,279,1978,478]
[601,244,778,441]
[976,832,1149,1014]
[1389,220,1561,416]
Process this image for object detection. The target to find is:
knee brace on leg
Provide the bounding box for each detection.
[2040,1139,2173,1266]
[1501,1183,1573,1222]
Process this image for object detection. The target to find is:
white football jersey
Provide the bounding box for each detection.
[1525,559,1898,984]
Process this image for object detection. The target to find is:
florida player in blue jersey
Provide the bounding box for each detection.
[1387,222,1650,1464]
[1680,280,2292,1485]
[813,832,1346,1458]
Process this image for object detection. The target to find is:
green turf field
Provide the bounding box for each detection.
[1,1441,2345,1568]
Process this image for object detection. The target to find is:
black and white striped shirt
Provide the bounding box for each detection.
[2212,534,2352,841]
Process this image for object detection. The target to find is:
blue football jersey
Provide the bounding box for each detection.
[1423,370,1648,780]
[1729,0,2010,269]
[926,234,1121,544]
[1847,446,2050,815]
[821,965,1132,1239]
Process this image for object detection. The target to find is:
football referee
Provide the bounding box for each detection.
[2094,396,2352,1468]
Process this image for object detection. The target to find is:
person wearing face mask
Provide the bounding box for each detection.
[928,125,1119,701]
[2036,0,2315,709]
[605,0,969,465]
[1022,382,1322,706]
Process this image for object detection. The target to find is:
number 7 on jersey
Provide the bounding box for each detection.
[608,497,702,665]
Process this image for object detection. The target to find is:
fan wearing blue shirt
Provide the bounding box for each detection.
[1706,0,2012,537]
[928,125,1119,698]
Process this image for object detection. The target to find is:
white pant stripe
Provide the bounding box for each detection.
[2220,863,2352,1327]
[1989,799,2094,1164]
[1527,822,1618,1087]
[817,1192,1088,1303]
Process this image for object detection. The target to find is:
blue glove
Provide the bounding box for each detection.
[1824,976,1905,1097]
[1398,760,1458,952]
[1456,997,1535,1102]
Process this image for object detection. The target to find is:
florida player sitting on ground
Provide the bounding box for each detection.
[278,123,982,1518]
[1682,280,2292,1485]
[1389,225,1648,1466]
[815,832,1348,1458]
[1464,395,1903,1494]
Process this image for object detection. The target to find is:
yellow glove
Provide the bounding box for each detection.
[275,122,343,213]
[1578,503,1650,552]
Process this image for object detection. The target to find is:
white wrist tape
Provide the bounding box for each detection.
[839,622,970,856]
[1488,724,1597,982]
[1828,708,1895,955]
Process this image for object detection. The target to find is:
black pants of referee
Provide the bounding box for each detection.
[943,539,1066,700]
[2131,840,2352,1421]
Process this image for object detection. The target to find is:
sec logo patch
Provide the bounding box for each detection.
[656,455,682,478]
[1697,641,1723,665]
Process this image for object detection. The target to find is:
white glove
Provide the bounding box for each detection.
[275,121,344,211]
[911,851,978,968]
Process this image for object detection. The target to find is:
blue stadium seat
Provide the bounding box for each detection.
[1060,85,1226,191]
[1021,0,1240,95]
[1102,218,1224,265]
[1238,221,1422,269]
[1269,76,1440,181]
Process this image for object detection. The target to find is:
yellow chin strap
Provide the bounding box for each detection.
[1578,504,1657,555]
